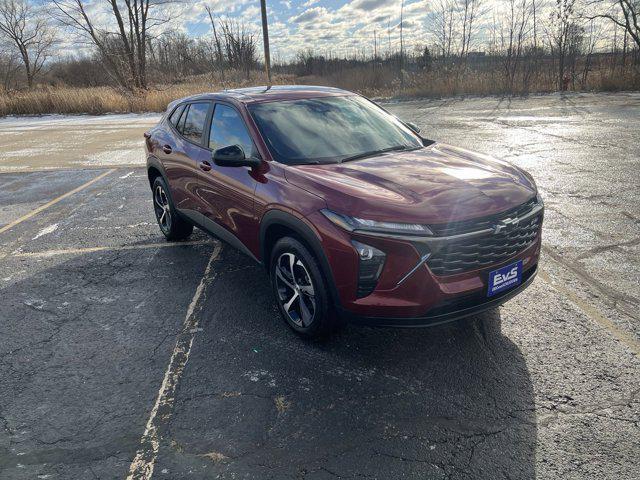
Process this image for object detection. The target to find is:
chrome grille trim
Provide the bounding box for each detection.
[396,253,431,286]
[361,202,543,279]
[429,197,538,237]
[426,213,541,275]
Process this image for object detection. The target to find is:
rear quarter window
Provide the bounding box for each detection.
[181,102,210,144]
[168,104,185,127]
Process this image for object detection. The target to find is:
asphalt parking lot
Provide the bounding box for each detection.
[0,93,638,479]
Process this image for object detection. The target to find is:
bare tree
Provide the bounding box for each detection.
[430,0,456,58]
[0,0,56,88]
[500,0,535,92]
[586,0,640,52]
[581,18,603,87]
[546,0,582,90]
[51,0,179,90]
[429,0,483,59]
[0,46,20,90]
[458,0,483,57]
[218,18,257,79]
[205,4,225,81]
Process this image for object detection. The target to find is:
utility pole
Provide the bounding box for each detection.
[260,0,272,85]
[399,0,404,90]
[374,29,377,60]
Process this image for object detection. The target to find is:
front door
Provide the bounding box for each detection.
[198,103,260,249]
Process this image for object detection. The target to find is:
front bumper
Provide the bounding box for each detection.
[338,263,538,327]
[306,202,543,324]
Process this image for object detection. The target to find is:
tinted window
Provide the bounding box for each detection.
[248,95,421,165]
[168,104,185,126]
[181,102,210,143]
[177,105,188,134]
[209,104,256,157]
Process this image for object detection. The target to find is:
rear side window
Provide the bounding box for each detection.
[177,106,189,134]
[209,104,256,156]
[180,102,210,144]
[168,104,185,126]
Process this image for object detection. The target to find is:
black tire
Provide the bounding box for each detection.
[270,237,337,338]
[151,176,193,241]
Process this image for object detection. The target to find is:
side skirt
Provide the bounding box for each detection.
[179,208,261,265]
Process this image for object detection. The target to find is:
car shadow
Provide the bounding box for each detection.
[160,247,537,480]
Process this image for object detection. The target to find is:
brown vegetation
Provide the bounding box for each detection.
[0,0,639,116]
[0,72,294,116]
[1,54,636,117]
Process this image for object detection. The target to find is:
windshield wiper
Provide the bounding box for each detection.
[339,145,419,163]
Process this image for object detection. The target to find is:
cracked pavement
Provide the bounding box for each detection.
[0,93,639,479]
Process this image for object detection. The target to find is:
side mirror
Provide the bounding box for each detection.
[406,122,421,134]
[213,144,261,168]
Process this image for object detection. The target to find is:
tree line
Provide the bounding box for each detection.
[0,0,638,94]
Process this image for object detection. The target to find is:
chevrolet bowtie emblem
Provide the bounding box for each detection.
[493,217,518,235]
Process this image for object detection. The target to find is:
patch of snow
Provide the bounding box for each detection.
[32,223,59,240]
[2,147,50,158]
[0,112,161,130]
[75,149,145,166]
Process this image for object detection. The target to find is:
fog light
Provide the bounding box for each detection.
[352,240,386,298]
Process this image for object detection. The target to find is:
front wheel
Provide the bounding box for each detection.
[270,237,337,338]
[152,176,193,241]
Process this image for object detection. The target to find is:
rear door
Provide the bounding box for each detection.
[198,102,260,248]
[162,101,212,214]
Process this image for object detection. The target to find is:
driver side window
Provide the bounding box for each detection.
[209,104,256,157]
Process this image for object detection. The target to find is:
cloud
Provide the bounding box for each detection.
[349,0,396,11]
[291,6,329,24]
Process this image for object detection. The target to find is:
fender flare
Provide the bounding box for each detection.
[146,156,168,187]
[146,156,185,221]
[260,209,341,307]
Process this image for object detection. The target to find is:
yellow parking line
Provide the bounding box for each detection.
[539,269,639,355]
[0,169,115,235]
[12,240,214,258]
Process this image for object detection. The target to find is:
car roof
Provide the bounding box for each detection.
[174,85,352,106]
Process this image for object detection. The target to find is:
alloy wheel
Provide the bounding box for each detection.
[153,184,172,233]
[275,252,316,327]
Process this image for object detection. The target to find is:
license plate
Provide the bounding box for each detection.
[488,260,522,297]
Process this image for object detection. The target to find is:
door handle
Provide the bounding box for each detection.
[199,160,212,172]
[162,144,173,154]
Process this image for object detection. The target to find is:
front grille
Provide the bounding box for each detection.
[429,197,537,237]
[427,209,541,276]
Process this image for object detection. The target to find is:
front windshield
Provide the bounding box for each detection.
[248,95,423,165]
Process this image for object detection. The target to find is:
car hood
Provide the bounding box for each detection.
[284,143,537,225]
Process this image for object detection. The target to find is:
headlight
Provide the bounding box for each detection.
[321,209,433,236]
[536,192,544,206]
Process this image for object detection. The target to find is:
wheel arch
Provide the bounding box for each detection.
[260,210,341,307]
[147,156,167,188]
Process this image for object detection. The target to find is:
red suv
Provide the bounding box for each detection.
[145,86,543,337]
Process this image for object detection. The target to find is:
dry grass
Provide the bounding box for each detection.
[0,71,295,116]
[296,62,640,98]
[1,64,637,117]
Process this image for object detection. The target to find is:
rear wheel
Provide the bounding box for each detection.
[270,237,337,338]
[152,176,193,241]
